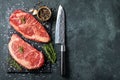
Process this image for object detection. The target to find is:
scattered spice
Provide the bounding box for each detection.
[35,1,42,6]
[19,46,24,53]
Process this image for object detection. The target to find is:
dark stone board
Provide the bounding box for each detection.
[0,0,120,80]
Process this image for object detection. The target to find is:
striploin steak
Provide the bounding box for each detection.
[8,34,44,69]
[9,10,50,42]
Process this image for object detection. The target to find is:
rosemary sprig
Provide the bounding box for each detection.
[7,57,22,71]
[42,43,56,64]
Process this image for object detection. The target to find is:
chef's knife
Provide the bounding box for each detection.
[55,5,66,76]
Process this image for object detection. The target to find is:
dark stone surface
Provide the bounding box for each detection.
[0,0,120,80]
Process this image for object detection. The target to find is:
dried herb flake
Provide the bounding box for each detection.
[19,46,24,53]
[20,17,26,24]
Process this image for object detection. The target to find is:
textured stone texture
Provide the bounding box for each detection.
[0,0,120,80]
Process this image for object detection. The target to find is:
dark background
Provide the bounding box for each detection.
[0,0,120,80]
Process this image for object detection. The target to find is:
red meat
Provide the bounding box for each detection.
[9,10,50,42]
[8,34,44,69]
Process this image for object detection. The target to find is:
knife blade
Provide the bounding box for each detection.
[55,5,66,76]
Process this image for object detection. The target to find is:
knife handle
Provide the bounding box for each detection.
[61,45,65,76]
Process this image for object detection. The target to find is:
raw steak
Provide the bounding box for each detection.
[8,34,44,69]
[9,10,50,42]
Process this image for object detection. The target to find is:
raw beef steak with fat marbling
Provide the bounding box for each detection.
[8,34,44,69]
[9,10,50,42]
